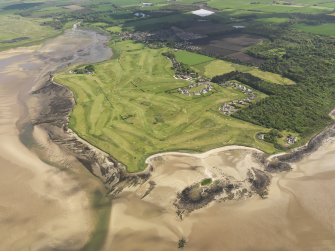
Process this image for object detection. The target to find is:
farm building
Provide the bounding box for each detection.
[191,9,214,17]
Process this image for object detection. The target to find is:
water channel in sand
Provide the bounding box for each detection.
[1,27,335,251]
[0,28,112,251]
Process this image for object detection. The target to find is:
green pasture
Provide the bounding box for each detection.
[176,50,294,85]
[207,0,333,13]
[175,50,214,65]
[257,17,289,23]
[0,14,59,50]
[294,23,335,36]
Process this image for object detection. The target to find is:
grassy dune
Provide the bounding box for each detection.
[56,41,278,172]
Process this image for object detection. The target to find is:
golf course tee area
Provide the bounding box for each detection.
[55,41,289,172]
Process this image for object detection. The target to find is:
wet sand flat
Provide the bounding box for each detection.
[0,29,112,251]
[105,142,335,251]
[1,26,335,251]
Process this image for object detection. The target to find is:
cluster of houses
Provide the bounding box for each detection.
[134,12,148,18]
[178,82,213,96]
[219,102,238,115]
[118,29,201,52]
[142,2,153,7]
[171,26,206,41]
[219,81,256,115]
[257,133,298,145]
[287,135,297,145]
[119,31,153,42]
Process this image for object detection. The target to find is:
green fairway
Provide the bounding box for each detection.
[106,26,122,33]
[56,41,278,172]
[175,51,294,85]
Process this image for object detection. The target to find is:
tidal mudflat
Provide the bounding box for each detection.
[0,29,111,251]
[1,27,335,251]
[105,142,335,251]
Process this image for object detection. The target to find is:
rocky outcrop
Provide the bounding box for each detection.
[175,167,271,216]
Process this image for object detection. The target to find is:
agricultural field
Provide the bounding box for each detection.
[0,14,60,50]
[294,23,335,36]
[174,50,213,65]
[257,17,290,24]
[207,0,334,14]
[175,50,295,85]
[55,41,277,172]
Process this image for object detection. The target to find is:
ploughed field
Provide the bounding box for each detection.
[55,41,294,172]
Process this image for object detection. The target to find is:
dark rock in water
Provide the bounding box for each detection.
[266,160,291,173]
[176,180,226,212]
[248,168,271,197]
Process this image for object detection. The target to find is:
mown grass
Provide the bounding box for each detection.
[106,26,122,33]
[56,41,279,172]
[176,50,294,85]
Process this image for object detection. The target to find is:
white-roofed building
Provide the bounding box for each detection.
[191,9,215,17]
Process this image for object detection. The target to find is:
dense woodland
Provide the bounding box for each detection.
[239,31,335,136]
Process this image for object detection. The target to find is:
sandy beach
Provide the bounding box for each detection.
[104,139,335,251]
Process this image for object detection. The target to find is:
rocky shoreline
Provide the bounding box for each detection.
[31,79,150,194]
[31,75,335,213]
[266,123,335,172]
[32,76,335,211]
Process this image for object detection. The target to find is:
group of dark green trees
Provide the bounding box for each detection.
[213,30,335,138]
